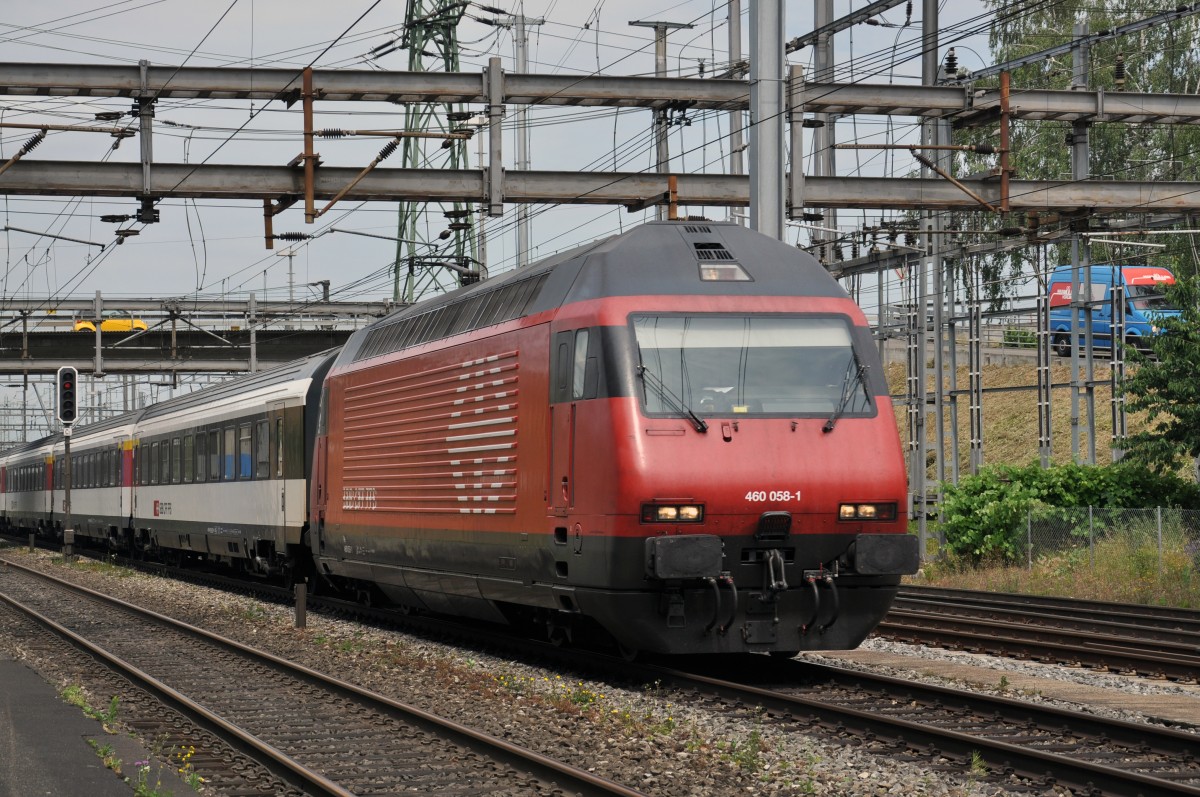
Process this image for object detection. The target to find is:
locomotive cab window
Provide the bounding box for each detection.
[632,315,872,417]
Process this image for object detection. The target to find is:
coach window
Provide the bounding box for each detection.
[171,437,182,484]
[223,427,235,481]
[134,446,142,486]
[255,420,269,479]
[195,432,207,482]
[150,441,160,485]
[209,430,221,482]
[87,453,94,488]
[183,435,194,483]
[160,439,171,484]
[238,423,252,480]
[275,418,284,478]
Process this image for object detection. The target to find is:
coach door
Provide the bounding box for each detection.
[268,402,298,529]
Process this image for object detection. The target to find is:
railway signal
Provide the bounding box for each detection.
[57,366,78,425]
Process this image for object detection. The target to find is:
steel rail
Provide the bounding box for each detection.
[0,557,648,797]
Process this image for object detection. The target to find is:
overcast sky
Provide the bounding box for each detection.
[0,0,997,317]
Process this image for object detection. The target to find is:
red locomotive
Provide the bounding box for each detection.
[310,221,917,655]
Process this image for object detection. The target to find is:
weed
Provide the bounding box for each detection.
[720,729,765,771]
[241,604,266,621]
[127,759,170,797]
[968,750,988,778]
[997,675,1010,691]
[174,744,205,791]
[61,685,120,730]
[87,740,121,775]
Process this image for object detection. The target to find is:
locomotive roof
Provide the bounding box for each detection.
[340,221,845,364]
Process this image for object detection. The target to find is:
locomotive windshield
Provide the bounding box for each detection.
[632,315,872,417]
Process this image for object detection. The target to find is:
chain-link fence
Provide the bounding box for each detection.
[1025,507,1200,575]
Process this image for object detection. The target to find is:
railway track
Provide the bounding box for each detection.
[0,557,645,797]
[6,541,1200,795]
[882,585,1200,682]
[645,654,1200,797]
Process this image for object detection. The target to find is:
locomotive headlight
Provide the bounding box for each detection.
[838,502,898,521]
[642,503,705,523]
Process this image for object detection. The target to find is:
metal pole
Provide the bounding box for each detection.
[913,0,939,552]
[295,581,307,628]
[1157,506,1163,572]
[748,0,784,239]
[513,14,543,265]
[728,0,746,222]
[63,426,72,558]
[1070,20,1095,464]
[813,0,836,261]
[787,64,805,219]
[630,19,693,223]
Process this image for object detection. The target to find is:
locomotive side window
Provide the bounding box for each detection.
[223,427,235,481]
[238,424,252,480]
[255,421,269,479]
[632,315,871,417]
[572,330,588,398]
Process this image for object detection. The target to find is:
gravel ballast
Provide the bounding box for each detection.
[0,546,1145,796]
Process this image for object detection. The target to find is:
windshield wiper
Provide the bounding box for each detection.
[823,352,868,434]
[637,364,709,433]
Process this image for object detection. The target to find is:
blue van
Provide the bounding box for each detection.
[1048,264,1180,357]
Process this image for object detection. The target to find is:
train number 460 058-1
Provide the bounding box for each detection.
[744,490,799,502]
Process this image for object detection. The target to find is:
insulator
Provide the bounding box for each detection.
[833,245,844,261]
[972,143,995,155]
[945,48,957,73]
[320,129,347,138]
[851,241,859,259]
[274,232,310,241]
[1115,52,1126,90]
[905,231,917,248]
[378,139,399,160]
[22,131,45,153]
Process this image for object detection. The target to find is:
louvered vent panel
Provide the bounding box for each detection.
[693,242,735,261]
[683,225,713,234]
[341,350,519,515]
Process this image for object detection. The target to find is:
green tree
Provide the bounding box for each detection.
[963,2,1200,303]
[1121,276,1200,474]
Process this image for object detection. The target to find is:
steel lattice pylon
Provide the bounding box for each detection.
[393,0,477,303]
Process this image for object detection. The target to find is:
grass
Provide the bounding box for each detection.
[919,530,1200,607]
[888,361,1200,607]
[884,360,1135,474]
